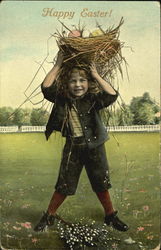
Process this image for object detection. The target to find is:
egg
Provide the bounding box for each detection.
[68,30,81,37]
[82,30,90,38]
[90,29,104,37]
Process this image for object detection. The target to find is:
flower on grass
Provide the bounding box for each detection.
[142,205,149,211]
[13,226,21,231]
[129,177,137,181]
[133,210,142,218]
[112,242,118,249]
[6,234,14,238]
[4,222,10,226]
[126,203,131,207]
[144,223,152,227]
[21,222,31,229]
[147,235,154,240]
[21,204,31,209]
[124,189,131,192]
[138,189,146,193]
[32,238,38,244]
[137,226,144,232]
[124,237,136,245]
[8,200,12,206]
[57,218,120,249]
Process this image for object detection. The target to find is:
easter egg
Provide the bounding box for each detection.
[82,30,90,38]
[90,29,104,37]
[68,30,81,37]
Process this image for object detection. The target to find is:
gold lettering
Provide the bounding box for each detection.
[57,12,64,19]
[70,12,75,19]
[42,8,75,19]
[88,11,93,17]
[80,8,112,18]
[109,9,112,17]
[68,12,75,19]
[94,11,100,17]
[80,8,88,17]
[52,11,58,17]
[100,12,108,17]
[42,8,53,17]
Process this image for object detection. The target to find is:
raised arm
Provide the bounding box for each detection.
[42,50,64,88]
[41,51,64,102]
[90,62,117,95]
[90,62,118,109]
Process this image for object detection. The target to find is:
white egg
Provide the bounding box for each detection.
[82,30,90,38]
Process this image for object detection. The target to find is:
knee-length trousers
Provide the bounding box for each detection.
[55,137,112,195]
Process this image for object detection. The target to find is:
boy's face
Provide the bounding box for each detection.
[67,72,89,97]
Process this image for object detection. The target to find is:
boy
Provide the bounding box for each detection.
[34,51,129,232]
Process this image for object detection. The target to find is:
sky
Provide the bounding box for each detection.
[0,1,160,109]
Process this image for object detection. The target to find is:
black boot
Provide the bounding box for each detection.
[104,211,129,232]
[34,212,55,232]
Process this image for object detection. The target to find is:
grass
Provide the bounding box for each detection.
[0,132,160,250]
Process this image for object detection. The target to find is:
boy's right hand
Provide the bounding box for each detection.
[42,50,64,88]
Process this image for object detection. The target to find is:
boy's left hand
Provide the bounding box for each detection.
[90,62,99,78]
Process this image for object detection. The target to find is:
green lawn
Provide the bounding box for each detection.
[0,132,160,250]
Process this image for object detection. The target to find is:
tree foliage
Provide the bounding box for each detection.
[0,92,159,126]
[0,107,14,126]
[30,108,49,126]
[129,92,159,125]
[114,104,134,126]
[0,107,49,126]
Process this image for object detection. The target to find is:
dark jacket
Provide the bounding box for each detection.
[41,83,118,149]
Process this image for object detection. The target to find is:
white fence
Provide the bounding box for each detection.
[0,125,159,133]
[0,126,19,133]
[20,126,45,132]
[0,126,45,133]
[108,125,160,132]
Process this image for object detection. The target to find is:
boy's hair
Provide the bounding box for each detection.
[58,66,100,95]
[67,67,92,82]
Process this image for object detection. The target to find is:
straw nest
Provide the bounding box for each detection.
[53,18,125,93]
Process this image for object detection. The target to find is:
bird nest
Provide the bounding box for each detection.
[62,36,121,65]
[53,18,126,93]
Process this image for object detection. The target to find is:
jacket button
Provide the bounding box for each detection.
[94,136,97,139]
[87,139,91,142]
[84,126,87,129]
[79,113,83,117]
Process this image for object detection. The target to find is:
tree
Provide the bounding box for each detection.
[115,105,134,126]
[0,107,14,126]
[0,107,32,126]
[130,92,159,125]
[135,103,156,125]
[102,103,133,126]
[12,108,24,127]
[22,108,32,125]
[30,108,49,125]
